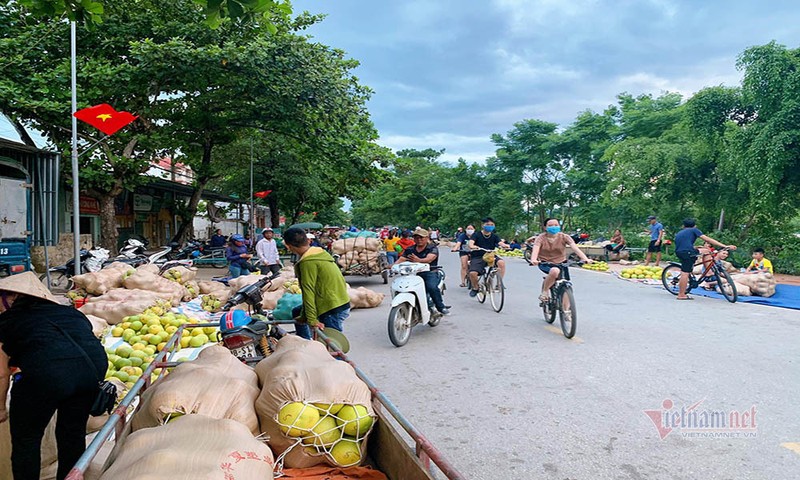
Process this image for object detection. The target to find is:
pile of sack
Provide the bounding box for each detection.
[731,271,777,297]
[331,238,386,275]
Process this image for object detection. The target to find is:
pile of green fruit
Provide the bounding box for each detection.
[278,402,374,467]
[200,295,223,312]
[283,279,301,295]
[495,248,525,258]
[620,266,663,280]
[106,312,218,387]
[582,261,609,271]
[163,268,185,283]
[67,288,88,303]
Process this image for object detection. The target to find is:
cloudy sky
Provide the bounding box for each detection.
[292,0,800,164]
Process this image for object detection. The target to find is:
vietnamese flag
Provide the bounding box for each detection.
[74,104,137,135]
[254,190,272,198]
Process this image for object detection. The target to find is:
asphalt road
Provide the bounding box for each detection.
[343,250,800,480]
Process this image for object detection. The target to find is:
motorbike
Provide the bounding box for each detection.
[523,242,535,264]
[387,261,446,347]
[217,272,286,363]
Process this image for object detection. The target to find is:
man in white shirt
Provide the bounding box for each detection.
[256,228,281,275]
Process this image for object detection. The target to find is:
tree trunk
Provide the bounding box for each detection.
[97,194,119,254]
[268,192,280,228]
[172,139,213,243]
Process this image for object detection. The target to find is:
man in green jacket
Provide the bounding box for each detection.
[283,227,351,340]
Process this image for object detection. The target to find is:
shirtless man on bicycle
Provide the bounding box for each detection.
[529,218,593,303]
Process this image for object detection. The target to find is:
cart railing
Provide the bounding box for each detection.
[66,322,466,480]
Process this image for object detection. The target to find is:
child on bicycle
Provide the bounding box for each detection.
[673,218,736,300]
[529,218,593,304]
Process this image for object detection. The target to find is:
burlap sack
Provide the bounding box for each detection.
[733,281,752,297]
[262,288,286,310]
[199,280,229,295]
[72,263,134,296]
[80,289,163,324]
[732,272,776,297]
[131,366,260,434]
[347,286,384,309]
[99,415,275,480]
[136,263,160,274]
[254,336,375,468]
[228,275,267,292]
[85,314,109,338]
[331,238,381,255]
[163,265,198,284]
[183,280,200,301]
[123,269,187,305]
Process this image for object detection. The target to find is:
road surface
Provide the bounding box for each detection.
[343,250,800,480]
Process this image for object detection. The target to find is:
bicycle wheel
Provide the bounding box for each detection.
[211,250,227,269]
[476,278,487,304]
[488,272,504,312]
[559,285,577,339]
[388,303,414,347]
[661,264,682,295]
[715,268,738,303]
[542,293,556,324]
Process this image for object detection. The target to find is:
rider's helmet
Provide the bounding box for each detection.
[219,309,251,332]
[230,234,245,243]
[191,250,201,258]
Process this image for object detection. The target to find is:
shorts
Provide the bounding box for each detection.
[676,250,699,273]
[469,255,503,274]
[538,264,570,281]
[648,240,662,253]
[458,251,470,257]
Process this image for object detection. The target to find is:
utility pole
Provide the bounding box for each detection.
[70,21,81,276]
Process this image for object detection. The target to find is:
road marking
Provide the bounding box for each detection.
[781,443,800,456]
[543,325,584,343]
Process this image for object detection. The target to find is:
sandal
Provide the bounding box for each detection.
[676,296,694,300]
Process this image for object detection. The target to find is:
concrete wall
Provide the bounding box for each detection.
[30,233,93,272]
[193,217,246,241]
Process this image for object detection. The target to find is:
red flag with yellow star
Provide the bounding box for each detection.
[73,104,137,135]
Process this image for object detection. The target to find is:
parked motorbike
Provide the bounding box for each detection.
[218,272,285,363]
[387,261,446,347]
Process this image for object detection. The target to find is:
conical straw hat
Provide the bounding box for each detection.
[0,271,59,304]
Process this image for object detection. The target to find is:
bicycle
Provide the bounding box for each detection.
[537,261,578,338]
[472,248,504,312]
[661,247,738,303]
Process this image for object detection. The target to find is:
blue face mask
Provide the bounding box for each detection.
[546,226,561,234]
[484,225,495,232]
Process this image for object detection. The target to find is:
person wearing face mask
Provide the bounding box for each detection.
[451,225,475,287]
[530,218,593,303]
[467,218,510,297]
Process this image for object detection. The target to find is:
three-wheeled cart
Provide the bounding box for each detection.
[66,322,465,480]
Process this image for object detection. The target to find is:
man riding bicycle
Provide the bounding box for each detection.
[395,227,450,315]
[529,218,593,303]
[467,218,510,297]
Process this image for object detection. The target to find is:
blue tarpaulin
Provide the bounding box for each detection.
[689,284,800,310]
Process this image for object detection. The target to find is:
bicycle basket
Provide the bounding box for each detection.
[482,251,497,267]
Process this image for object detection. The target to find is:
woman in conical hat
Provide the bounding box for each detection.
[0,272,105,480]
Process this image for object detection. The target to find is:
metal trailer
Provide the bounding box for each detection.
[66,323,466,480]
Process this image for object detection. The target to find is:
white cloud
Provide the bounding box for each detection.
[494,48,583,83]
[492,0,600,32]
[378,132,495,164]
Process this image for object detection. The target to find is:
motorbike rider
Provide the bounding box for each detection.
[451,225,475,287]
[395,227,450,315]
[209,228,227,249]
[226,234,253,278]
[529,218,593,303]
[467,218,510,297]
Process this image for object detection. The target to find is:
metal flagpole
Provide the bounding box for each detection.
[70,21,81,276]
